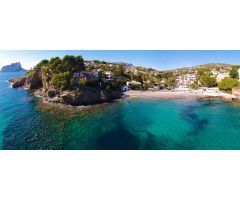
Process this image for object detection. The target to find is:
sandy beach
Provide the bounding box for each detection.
[123,90,236,100]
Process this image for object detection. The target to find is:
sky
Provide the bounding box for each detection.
[1,50,240,70]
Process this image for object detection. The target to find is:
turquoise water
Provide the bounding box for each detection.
[1,72,240,150]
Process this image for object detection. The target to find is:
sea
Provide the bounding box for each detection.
[1,72,240,150]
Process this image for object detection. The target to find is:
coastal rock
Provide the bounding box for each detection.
[42,72,51,92]
[10,70,43,89]
[232,87,240,99]
[10,76,27,88]
[61,88,101,106]
[102,90,123,100]
[24,70,43,89]
[47,89,59,98]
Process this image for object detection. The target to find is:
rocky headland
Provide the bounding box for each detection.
[9,55,124,107]
[9,69,123,106]
[1,62,26,72]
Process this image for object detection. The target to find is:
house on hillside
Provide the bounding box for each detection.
[73,72,84,78]
[216,73,229,82]
[73,70,100,80]
[89,70,101,79]
[105,71,113,80]
[176,73,196,86]
[211,69,218,77]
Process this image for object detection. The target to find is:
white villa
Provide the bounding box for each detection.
[176,73,196,86]
[211,69,218,77]
[73,70,101,80]
[105,71,113,79]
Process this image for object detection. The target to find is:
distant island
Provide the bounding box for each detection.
[9,55,240,107]
[0,62,26,72]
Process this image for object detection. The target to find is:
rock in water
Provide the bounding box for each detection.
[9,77,27,88]
[9,70,43,89]
[0,62,26,72]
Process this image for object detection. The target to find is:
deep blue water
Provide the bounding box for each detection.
[1,72,240,150]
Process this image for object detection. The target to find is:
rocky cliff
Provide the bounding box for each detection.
[10,70,123,106]
[10,70,42,89]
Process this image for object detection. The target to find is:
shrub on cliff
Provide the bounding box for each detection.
[61,55,85,73]
[35,55,85,74]
[51,72,71,90]
[229,66,240,79]
[198,73,217,87]
[218,77,240,91]
[79,78,87,86]
[35,59,49,70]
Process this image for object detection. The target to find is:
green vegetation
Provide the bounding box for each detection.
[34,55,85,90]
[112,65,124,77]
[218,77,239,91]
[79,78,87,86]
[229,66,240,79]
[196,67,211,77]
[130,84,143,90]
[37,55,85,74]
[35,59,49,70]
[51,72,71,90]
[198,73,217,87]
[165,77,177,89]
[195,67,217,87]
[190,82,199,89]
[156,72,176,88]
[25,70,35,76]
[32,56,239,94]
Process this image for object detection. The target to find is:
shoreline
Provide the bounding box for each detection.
[123,90,236,101]
[34,89,238,112]
[34,89,119,112]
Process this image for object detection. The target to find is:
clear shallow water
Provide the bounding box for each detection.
[1,72,240,150]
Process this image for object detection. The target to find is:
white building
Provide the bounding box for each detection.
[105,71,113,79]
[211,69,218,77]
[238,68,240,80]
[176,73,196,86]
[126,80,141,86]
[89,70,101,78]
[216,73,229,82]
